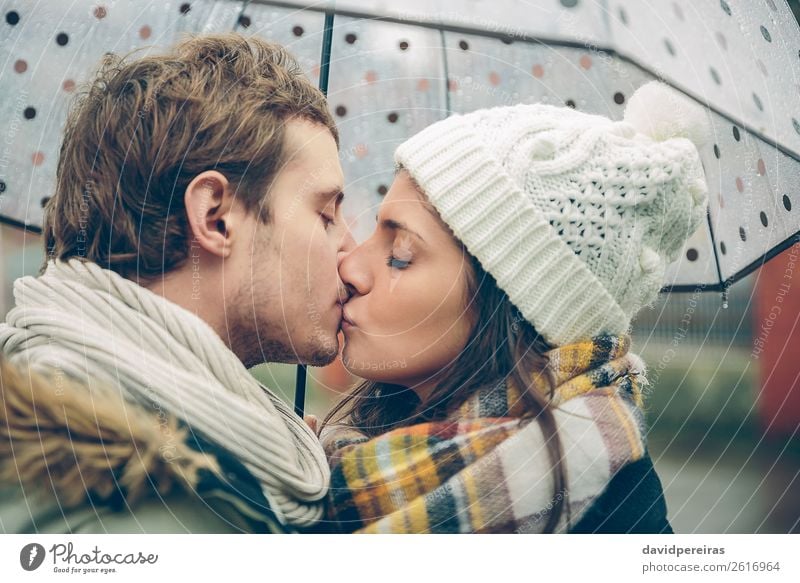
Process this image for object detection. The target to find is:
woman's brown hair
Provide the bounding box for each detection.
[323,185,570,532]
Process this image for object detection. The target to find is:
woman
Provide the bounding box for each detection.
[320,81,709,533]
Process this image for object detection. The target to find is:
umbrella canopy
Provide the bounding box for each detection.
[287,0,800,294]
[2,0,799,293]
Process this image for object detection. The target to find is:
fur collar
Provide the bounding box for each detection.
[0,354,218,508]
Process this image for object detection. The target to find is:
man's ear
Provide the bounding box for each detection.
[185,170,233,258]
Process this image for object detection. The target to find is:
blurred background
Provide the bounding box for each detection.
[2,0,799,533]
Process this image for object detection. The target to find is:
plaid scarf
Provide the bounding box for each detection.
[320,334,650,533]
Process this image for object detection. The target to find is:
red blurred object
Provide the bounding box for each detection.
[754,241,800,438]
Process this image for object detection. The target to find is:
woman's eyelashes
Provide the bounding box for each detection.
[386,254,411,270]
[386,242,414,270]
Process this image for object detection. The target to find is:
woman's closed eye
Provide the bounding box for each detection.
[386,254,412,270]
[386,234,415,270]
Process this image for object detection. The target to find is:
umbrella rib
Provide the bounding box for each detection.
[705,204,726,294]
[723,230,800,290]
[293,7,336,418]
[0,215,42,235]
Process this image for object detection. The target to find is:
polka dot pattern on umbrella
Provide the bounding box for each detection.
[0,0,796,292]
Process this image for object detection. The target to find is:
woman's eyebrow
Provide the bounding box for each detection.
[375,215,426,243]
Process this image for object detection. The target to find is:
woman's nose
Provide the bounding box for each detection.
[338,242,372,298]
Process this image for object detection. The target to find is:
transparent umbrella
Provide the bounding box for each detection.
[1,0,799,413]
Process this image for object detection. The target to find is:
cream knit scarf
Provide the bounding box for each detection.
[0,258,328,527]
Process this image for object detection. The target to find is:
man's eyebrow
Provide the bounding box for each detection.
[375,215,426,243]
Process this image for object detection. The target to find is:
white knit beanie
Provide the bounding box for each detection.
[394,81,711,347]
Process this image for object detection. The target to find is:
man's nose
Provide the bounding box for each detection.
[339,226,356,254]
[337,247,354,305]
[337,281,354,305]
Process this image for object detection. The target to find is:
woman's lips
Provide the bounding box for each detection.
[341,307,356,329]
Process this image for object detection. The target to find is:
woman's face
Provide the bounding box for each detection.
[337,171,474,397]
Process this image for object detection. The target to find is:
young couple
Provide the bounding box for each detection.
[0,33,708,534]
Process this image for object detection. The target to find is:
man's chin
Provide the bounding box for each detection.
[234,335,337,368]
[302,334,340,367]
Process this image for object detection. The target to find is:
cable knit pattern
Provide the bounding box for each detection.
[0,258,329,527]
[395,81,710,346]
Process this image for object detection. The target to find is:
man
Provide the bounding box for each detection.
[0,33,354,533]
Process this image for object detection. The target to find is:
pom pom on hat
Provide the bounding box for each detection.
[624,81,712,148]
